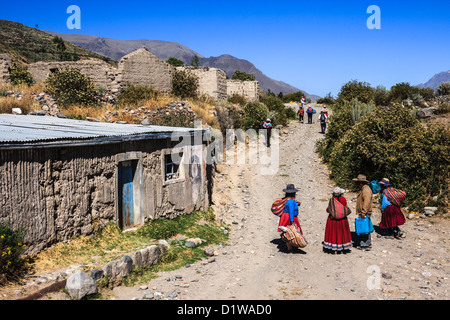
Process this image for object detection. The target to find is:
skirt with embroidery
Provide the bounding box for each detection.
[379,205,406,229]
[323,216,352,251]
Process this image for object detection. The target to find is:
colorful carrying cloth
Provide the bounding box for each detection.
[382,187,406,207]
[281,224,308,248]
[327,197,351,220]
[271,198,289,217]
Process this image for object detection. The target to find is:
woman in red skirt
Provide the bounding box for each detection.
[378,178,406,239]
[277,184,303,234]
[323,187,352,253]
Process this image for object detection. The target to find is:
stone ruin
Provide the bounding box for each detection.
[0,47,260,102]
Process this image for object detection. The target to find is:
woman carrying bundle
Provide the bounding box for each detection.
[378,178,406,239]
[323,187,352,253]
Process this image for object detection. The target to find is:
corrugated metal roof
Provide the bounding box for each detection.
[0,114,205,149]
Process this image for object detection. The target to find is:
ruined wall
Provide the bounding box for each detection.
[0,139,210,255]
[226,79,260,102]
[0,54,11,85]
[114,47,174,92]
[178,66,227,101]
[28,60,114,90]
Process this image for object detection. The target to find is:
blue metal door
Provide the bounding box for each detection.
[120,161,134,229]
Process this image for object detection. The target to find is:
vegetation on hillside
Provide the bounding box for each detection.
[0,19,117,66]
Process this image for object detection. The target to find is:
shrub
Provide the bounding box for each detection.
[227,93,247,106]
[166,57,184,67]
[45,67,99,107]
[0,221,31,284]
[171,69,199,99]
[231,70,256,81]
[337,80,375,104]
[117,84,159,106]
[437,82,450,96]
[282,91,306,103]
[242,102,268,130]
[317,93,336,105]
[318,103,449,211]
[260,95,294,126]
[9,63,34,86]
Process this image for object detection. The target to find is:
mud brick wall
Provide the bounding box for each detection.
[0,139,210,255]
[0,54,11,85]
[179,66,228,101]
[226,79,260,102]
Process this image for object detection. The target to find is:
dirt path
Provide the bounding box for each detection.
[112,108,449,300]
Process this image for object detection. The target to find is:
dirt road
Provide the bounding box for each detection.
[113,109,449,300]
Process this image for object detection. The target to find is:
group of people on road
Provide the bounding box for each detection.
[297,103,329,134]
[276,174,407,254]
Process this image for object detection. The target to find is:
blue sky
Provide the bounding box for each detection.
[1,0,449,97]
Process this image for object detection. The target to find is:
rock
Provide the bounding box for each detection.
[382,272,392,279]
[56,112,67,118]
[141,118,151,125]
[168,291,178,298]
[142,292,154,299]
[90,269,104,282]
[12,108,22,115]
[416,107,436,118]
[204,246,216,257]
[407,213,415,219]
[424,207,438,216]
[29,110,47,116]
[65,272,97,299]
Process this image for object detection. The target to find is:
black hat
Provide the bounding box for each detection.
[283,184,299,193]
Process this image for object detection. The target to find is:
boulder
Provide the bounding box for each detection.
[65,272,97,299]
[416,107,436,118]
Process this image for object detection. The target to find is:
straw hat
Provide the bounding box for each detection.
[352,174,369,183]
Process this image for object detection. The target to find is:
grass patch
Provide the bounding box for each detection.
[33,209,228,275]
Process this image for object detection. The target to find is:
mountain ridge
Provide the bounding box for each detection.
[44,30,320,100]
[417,70,450,89]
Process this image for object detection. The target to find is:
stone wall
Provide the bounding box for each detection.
[178,66,227,101]
[0,138,211,255]
[114,47,174,92]
[0,54,11,85]
[1,51,261,101]
[28,60,114,90]
[226,79,260,102]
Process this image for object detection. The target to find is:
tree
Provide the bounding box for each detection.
[166,57,184,67]
[171,69,199,99]
[232,70,256,81]
[9,63,33,86]
[190,55,200,68]
[337,80,375,104]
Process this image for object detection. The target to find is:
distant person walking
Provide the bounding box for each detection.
[323,187,352,253]
[322,106,329,117]
[306,106,314,124]
[263,118,273,147]
[353,174,374,251]
[319,111,328,134]
[378,178,406,239]
[297,106,304,122]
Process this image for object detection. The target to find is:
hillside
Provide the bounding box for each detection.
[0,20,116,66]
[45,30,320,99]
[418,70,450,89]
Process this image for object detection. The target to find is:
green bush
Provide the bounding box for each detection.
[337,80,375,104]
[282,91,306,103]
[260,95,295,126]
[437,82,450,96]
[317,93,336,105]
[166,57,185,67]
[318,103,449,211]
[171,69,199,99]
[0,222,31,284]
[242,102,268,130]
[45,67,99,106]
[9,63,34,86]
[231,70,256,81]
[117,84,159,106]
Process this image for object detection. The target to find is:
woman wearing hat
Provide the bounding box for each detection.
[378,178,406,239]
[323,187,352,253]
[353,174,374,250]
[277,184,303,234]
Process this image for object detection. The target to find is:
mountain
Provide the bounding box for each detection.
[45,31,320,100]
[0,20,116,66]
[44,31,203,65]
[417,70,450,89]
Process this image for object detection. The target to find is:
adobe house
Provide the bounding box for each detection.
[0,114,213,255]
